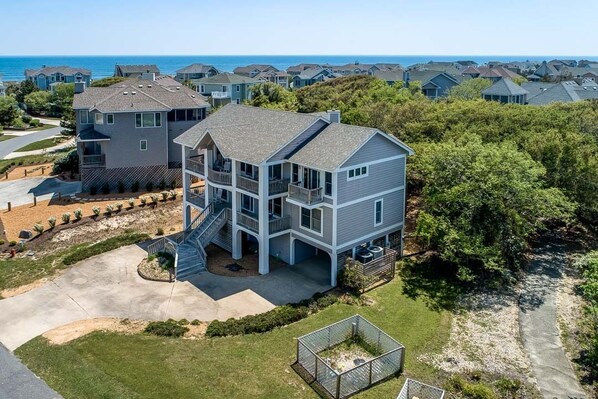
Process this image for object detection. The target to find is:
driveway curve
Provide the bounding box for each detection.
[0,127,62,159]
[0,245,329,350]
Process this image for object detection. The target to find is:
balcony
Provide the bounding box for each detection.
[269,216,290,234]
[237,211,259,233]
[287,183,323,205]
[268,179,290,195]
[208,167,232,185]
[237,174,258,194]
[211,91,230,99]
[186,188,205,208]
[186,155,205,175]
[81,154,105,168]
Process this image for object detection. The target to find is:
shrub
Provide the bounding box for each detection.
[105,204,114,214]
[21,115,32,124]
[150,194,158,204]
[29,119,40,127]
[52,150,78,175]
[73,208,83,220]
[92,206,101,216]
[205,293,335,337]
[115,202,123,212]
[101,182,110,195]
[117,180,125,193]
[47,216,56,229]
[170,180,176,189]
[33,223,44,235]
[178,319,189,326]
[158,179,167,190]
[128,198,135,208]
[191,319,201,326]
[12,118,26,129]
[156,227,164,236]
[9,241,17,247]
[160,191,169,201]
[169,190,177,200]
[339,258,374,293]
[89,185,97,195]
[145,181,153,192]
[62,232,150,265]
[0,239,4,245]
[140,196,148,206]
[131,181,140,193]
[144,320,189,338]
[61,213,71,224]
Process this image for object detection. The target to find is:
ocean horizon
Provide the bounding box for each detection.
[1,55,597,81]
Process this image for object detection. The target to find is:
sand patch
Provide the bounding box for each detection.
[43,318,148,345]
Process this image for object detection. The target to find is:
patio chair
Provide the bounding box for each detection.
[222,160,231,173]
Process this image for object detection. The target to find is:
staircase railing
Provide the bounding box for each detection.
[176,201,217,244]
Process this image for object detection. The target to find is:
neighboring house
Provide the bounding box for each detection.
[407,62,464,76]
[72,76,210,191]
[374,63,403,71]
[527,80,598,105]
[287,64,323,76]
[329,63,380,76]
[528,61,562,81]
[194,73,261,104]
[373,69,405,85]
[403,70,461,99]
[175,63,219,84]
[24,66,91,91]
[461,66,523,82]
[114,64,160,78]
[174,104,414,285]
[254,70,290,88]
[559,66,598,83]
[482,78,528,104]
[291,68,338,88]
[234,64,278,78]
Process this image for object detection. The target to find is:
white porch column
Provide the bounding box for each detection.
[181,146,190,228]
[330,252,338,287]
[231,160,241,260]
[258,164,269,274]
[232,227,242,260]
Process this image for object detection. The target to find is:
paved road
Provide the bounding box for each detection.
[0,245,330,350]
[0,127,62,159]
[0,343,62,399]
[519,239,587,399]
[0,177,81,209]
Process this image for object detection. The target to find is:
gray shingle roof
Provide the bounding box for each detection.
[373,69,404,82]
[174,104,324,165]
[73,78,209,112]
[115,64,159,74]
[527,81,598,104]
[194,73,261,85]
[25,66,91,78]
[296,68,330,80]
[175,63,218,74]
[482,78,528,96]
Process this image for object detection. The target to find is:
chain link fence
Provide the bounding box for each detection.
[296,314,405,399]
[397,378,445,399]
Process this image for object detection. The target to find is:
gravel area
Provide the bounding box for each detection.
[421,287,535,383]
[319,342,374,373]
[138,256,173,281]
[205,244,285,277]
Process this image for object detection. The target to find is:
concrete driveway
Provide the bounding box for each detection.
[0,245,330,351]
[0,127,62,159]
[0,177,81,209]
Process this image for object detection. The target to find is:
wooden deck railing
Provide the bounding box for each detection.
[237,211,259,233]
[237,174,259,194]
[186,156,205,175]
[208,167,232,185]
[186,188,205,208]
[81,154,105,168]
[269,216,291,234]
[268,179,290,195]
[288,183,323,205]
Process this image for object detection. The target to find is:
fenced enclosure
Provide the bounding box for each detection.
[397,378,445,399]
[343,248,398,293]
[296,315,405,399]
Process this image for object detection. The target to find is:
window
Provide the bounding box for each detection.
[374,199,383,226]
[94,113,104,124]
[269,197,282,218]
[325,172,332,196]
[140,140,147,151]
[269,164,282,181]
[79,110,91,124]
[106,114,114,124]
[292,164,299,183]
[236,85,240,92]
[222,85,227,92]
[347,165,368,181]
[240,162,256,179]
[200,85,205,93]
[235,99,240,104]
[300,207,322,234]
[241,193,254,213]
[135,113,161,128]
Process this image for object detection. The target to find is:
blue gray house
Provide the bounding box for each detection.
[25,66,91,91]
[403,70,461,99]
[291,68,338,88]
[172,104,413,285]
[72,75,210,191]
[482,78,528,104]
[175,64,220,84]
[194,73,261,104]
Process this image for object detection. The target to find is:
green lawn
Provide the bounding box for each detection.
[0,150,69,172]
[16,278,451,399]
[14,138,62,152]
[0,134,17,142]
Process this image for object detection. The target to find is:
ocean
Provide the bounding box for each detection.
[0,55,595,81]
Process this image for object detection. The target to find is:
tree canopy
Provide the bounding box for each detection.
[0,96,19,127]
[447,78,493,100]
[24,90,52,115]
[248,83,298,111]
[90,77,127,87]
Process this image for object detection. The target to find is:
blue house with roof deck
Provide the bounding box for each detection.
[25,66,92,91]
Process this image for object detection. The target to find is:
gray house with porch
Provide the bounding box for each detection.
[25,66,91,91]
[194,73,261,105]
[72,76,210,191]
[172,104,413,286]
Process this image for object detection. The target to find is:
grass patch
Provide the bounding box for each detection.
[14,138,63,152]
[0,134,17,142]
[16,278,452,399]
[0,150,68,173]
[62,233,150,266]
[0,232,150,292]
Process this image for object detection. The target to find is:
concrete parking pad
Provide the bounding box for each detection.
[0,177,81,209]
[0,245,330,351]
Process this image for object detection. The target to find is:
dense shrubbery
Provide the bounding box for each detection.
[206,293,336,337]
[62,233,150,265]
[576,252,598,386]
[91,77,127,87]
[52,150,79,174]
[145,320,189,337]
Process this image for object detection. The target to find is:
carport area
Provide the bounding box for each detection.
[290,238,334,286]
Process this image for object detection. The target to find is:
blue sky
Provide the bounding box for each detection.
[3,0,597,56]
